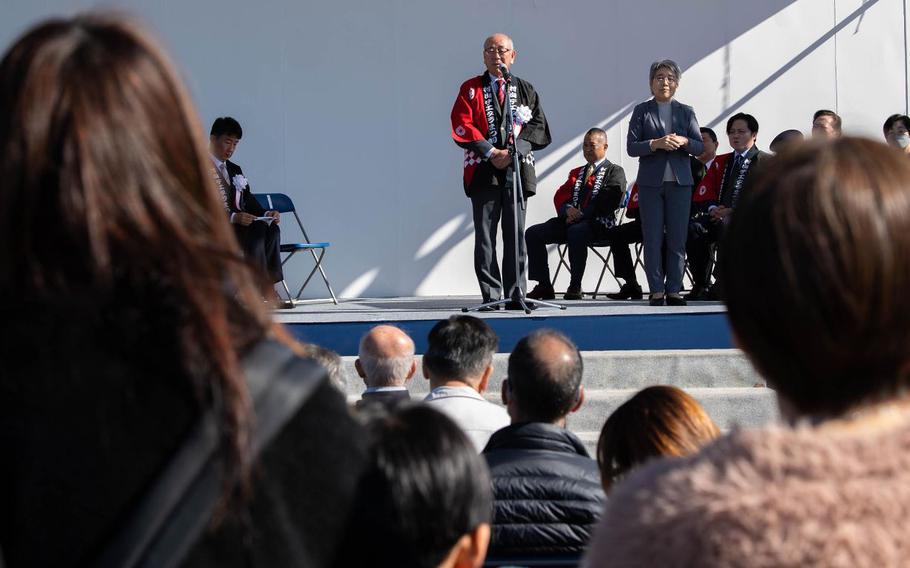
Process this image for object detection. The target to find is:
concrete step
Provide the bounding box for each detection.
[336,349,763,394]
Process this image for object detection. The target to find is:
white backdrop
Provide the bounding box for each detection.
[4,0,908,298]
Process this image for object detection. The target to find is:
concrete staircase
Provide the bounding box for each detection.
[338,349,779,454]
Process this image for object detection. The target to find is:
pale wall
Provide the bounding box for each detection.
[3,0,907,297]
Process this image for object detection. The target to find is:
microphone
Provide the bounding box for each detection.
[498,64,512,82]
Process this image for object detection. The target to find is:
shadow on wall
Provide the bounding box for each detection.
[263,0,888,299]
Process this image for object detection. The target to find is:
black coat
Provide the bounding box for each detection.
[482,423,605,559]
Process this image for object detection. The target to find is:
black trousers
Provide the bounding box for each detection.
[526,217,643,287]
[235,221,283,284]
[470,186,526,302]
[686,217,724,288]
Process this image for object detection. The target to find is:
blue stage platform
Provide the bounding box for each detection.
[274,296,732,356]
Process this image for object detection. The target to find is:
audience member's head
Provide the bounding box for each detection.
[423,316,498,392]
[883,114,910,153]
[721,137,910,420]
[346,404,492,568]
[503,329,584,425]
[726,112,759,154]
[769,129,804,154]
[697,126,718,163]
[355,325,417,388]
[0,14,269,502]
[596,385,720,492]
[209,116,243,162]
[811,109,842,138]
[582,127,608,164]
[299,343,345,391]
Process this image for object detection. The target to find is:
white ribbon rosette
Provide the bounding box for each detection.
[232,174,248,192]
[512,104,532,136]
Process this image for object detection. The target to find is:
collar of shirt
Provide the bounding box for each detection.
[209,154,227,173]
[588,156,608,171]
[704,156,715,171]
[486,71,505,88]
[735,148,752,161]
[425,385,485,402]
[364,386,408,394]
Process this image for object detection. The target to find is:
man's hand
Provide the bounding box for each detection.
[650,135,681,152]
[565,206,583,224]
[710,206,731,222]
[265,210,280,225]
[490,148,511,169]
[232,212,256,226]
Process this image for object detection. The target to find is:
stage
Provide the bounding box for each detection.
[274,296,733,356]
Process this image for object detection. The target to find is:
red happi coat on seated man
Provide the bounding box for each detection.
[626,153,730,215]
[450,72,551,196]
[551,163,626,227]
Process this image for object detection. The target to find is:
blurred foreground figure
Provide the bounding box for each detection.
[584,138,910,567]
[0,14,367,567]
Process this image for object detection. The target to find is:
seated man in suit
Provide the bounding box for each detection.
[208,116,283,288]
[525,128,627,300]
[483,329,604,561]
[687,112,770,300]
[354,325,416,408]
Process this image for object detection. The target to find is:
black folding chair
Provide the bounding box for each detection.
[254,193,338,304]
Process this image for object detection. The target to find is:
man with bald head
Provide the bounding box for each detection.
[482,329,604,561]
[525,128,627,300]
[451,33,551,310]
[354,325,416,408]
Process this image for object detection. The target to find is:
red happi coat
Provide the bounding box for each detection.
[450,73,551,197]
[553,165,598,212]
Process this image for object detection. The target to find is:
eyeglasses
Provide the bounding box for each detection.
[653,76,678,84]
[484,47,512,55]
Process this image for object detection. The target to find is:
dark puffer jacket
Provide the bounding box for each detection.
[482,422,605,559]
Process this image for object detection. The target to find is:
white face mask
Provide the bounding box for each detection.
[895,134,910,149]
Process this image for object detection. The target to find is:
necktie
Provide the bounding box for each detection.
[497,80,505,106]
[733,154,744,172]
[583,163,595,185]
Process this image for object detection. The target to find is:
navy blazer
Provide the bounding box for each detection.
[627,98,704,187]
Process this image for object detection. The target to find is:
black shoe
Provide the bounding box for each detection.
[606,282,644,300]
[685,286,709,301]
[505,300,537,311]
[527,283,556,300]
[277,299,296,310]
[563,284,583,301]
[477,304,501,312]
[649,294,665,306]
[666,294,687,306]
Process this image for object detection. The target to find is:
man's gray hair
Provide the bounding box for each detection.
[649,59,682,83]
[358,354,414,387]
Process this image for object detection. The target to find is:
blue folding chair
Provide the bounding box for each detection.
[254,193,338,304]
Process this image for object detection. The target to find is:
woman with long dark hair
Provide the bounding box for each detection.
[0,14,366,567]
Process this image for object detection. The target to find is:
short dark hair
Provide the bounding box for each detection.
[423,316,498,380]
[210,116,242,138]
[720,137,910,418]
[699,127,718,145]
[813,109,842,132]
[726,112,759,135]
[507,329,583,422]
[882,113,910,136]
[769,129,804,153]
[585,127,607,141]
[344,404,492,567]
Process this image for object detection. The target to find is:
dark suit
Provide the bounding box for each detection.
[216,160,283,283]
[627,98,703,295]
[355,389,411,410]
[687,145,770,289]
[526,160,627,288]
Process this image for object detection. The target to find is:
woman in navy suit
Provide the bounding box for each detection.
[626,60,703,305]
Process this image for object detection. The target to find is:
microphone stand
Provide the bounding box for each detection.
[463,66,565,314]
